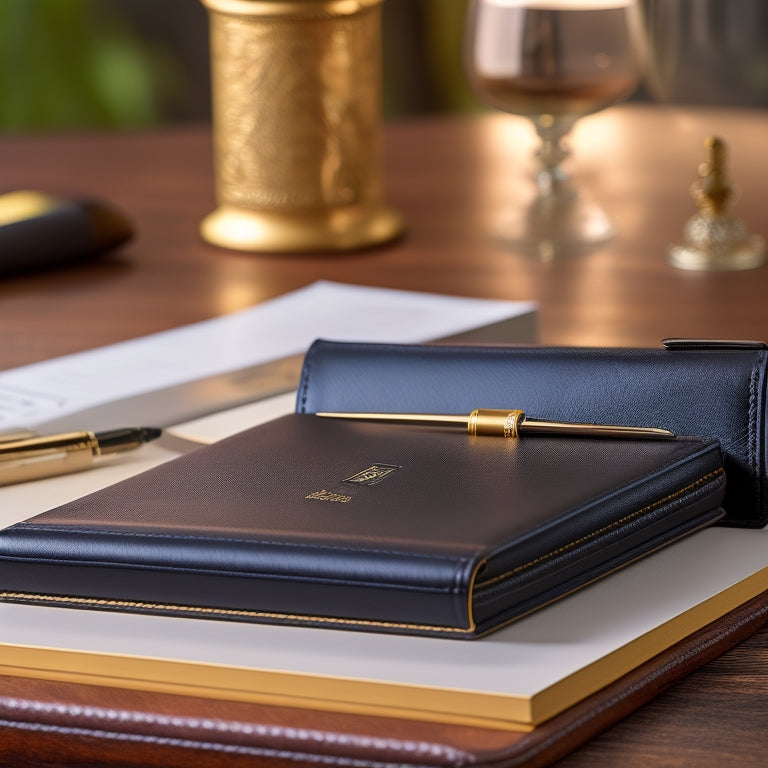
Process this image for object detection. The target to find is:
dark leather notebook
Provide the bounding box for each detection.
[0,414,726,638]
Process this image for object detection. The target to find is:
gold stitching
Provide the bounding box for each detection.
[476,467,725,590]
[0,592,473,634]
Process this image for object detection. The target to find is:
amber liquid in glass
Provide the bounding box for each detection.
[468,5,639,119]
[472,72,638,118]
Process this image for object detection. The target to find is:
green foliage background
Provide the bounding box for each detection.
[3,1,768,133]
[0,0,472,133]
[0,0,178,131]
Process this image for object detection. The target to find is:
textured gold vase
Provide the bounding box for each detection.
[198,0,404,252]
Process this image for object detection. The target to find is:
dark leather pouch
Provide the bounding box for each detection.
[296,338,768,527]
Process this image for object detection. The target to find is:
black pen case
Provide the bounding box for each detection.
[296,338,768,527]
[0,415,725,638]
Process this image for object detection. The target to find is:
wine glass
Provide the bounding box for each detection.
[464,0,644,258]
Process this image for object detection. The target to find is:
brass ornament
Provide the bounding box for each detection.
[669,136,765,271]
[198,0,404,252]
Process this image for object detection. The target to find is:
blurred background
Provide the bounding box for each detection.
[1,0,768,133]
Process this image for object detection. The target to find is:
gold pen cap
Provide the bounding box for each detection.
[467,409,525,438]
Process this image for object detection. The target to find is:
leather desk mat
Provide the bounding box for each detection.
[1,590,767,768]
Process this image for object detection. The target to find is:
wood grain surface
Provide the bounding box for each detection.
[1,104,767,766]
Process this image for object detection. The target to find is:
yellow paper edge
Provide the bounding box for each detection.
[0,570,765,732]
[530,567,768,724]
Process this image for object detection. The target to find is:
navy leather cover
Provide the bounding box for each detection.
[296,339,768,527]
[0,415,725,638]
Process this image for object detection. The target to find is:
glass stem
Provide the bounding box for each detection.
[533,116,576,199]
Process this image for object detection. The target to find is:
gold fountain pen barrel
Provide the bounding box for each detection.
[315,410,675,438]
[467,409,525,437]
[0,431,99,486]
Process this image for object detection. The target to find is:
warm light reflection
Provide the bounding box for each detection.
[470,105,683,346]
[570,108,630,164]
[569,107,652,239]
[473,108,642,211]
[473,114,539,209]
[211,271,271,315]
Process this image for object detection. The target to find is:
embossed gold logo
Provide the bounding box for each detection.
[305,489,352,503]
[343,464,401,486]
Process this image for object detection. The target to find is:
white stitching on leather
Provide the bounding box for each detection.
[0,699,469,763]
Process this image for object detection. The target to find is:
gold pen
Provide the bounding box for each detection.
[0,427,162,486]
[317,408,675,439]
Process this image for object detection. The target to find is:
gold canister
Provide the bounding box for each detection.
[198,0,404,252]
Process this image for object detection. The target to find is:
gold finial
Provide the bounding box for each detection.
[668,136,765,271]
[695,136,731,216]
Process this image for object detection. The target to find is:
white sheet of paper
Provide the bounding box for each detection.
[0,281,535,432]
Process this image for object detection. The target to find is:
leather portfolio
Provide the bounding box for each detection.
[2,590,767,768]
[297,338,768,527]
[0,414,725,638]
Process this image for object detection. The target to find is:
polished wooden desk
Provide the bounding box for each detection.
[1,105,767,766]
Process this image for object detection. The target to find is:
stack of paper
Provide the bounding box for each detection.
[0,281,536,434]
